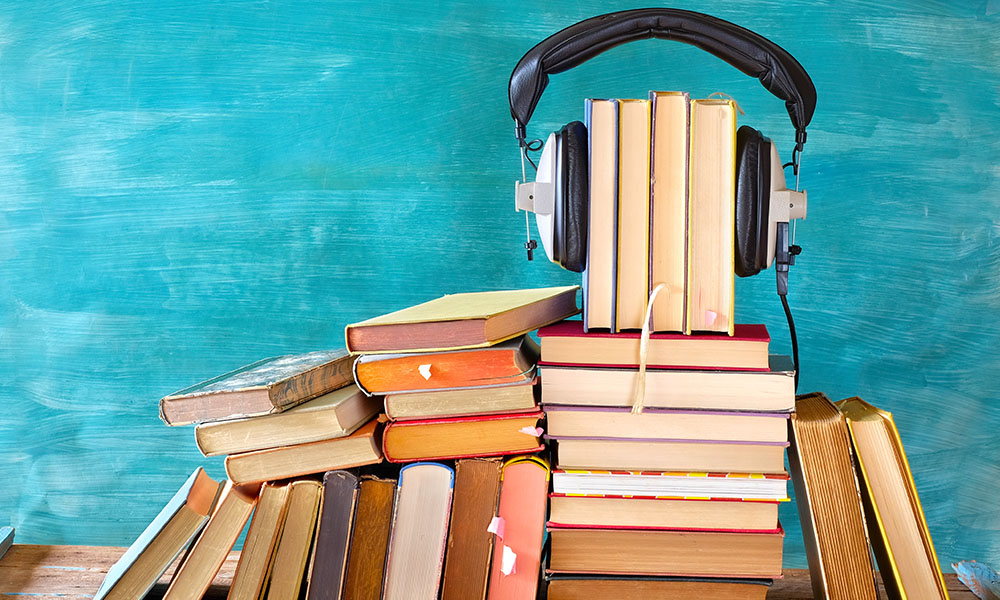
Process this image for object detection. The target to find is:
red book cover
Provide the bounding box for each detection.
[382,411,544,463]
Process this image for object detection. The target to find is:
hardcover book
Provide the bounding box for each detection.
[228,481,291,600]
[441,458,504,600]
[345,286,580,354]
[615,98,652,331]
[838,396,950,600]
[486,456,550,600]
[224,418,382,484]
[267,480,323,600]
[194,384,381,456]
[382,411,544,463]
[342,476,396,600]
[353,335,538,395]
[648,90,690,333]
[384,377,538,421]
[544,406,788,443]
[159,349,354,426]
[306,471,361,600]
[382,463,455,600]
[545,574,771,600]
[583,98,619,332]
[550,436,788,473]
[789,392,879,600]
[94,468,223,600]
[537,320,769,370]
[540,355,794,411]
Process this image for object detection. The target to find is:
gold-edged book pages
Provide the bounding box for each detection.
[837,397,949,600]
[687,98,735,334]
[788,392,878,600]
[649,91,689,333]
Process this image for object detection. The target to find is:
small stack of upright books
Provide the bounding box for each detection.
[539,320,797,600]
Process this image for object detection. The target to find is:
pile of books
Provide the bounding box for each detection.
[93,285,578,600]
[539,320,796,600]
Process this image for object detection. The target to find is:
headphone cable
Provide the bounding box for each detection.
[779,293,800,392]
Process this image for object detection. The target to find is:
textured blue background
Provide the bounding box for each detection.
[1,0,998,570]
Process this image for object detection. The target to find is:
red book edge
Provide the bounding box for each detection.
[546,520,782,534]
[549,493,784,503]
[538,321,769,342]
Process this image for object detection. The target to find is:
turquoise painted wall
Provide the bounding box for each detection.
[2,0,998,570]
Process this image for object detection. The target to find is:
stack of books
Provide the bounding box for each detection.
[539,321,796,600]
[343,287,581,463]
[94,285,580,600]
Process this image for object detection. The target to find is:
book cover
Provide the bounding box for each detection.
[345,286,580,354]
[550,469,789,501]
[267,480,323,600]
[306,471,361,600]
[159,349,354,426]
[384,376,538,421]
[649,91,690,333]
[94,468,223,600]
[615,99,652,331]
[343,476,396,600]
[228,482,291,600]
[537,320,769,370]
[550,436,788,473]
[583,98,619,333]
[838,396,950,600]
[487,456,551,600]
[353,335,538,395]
[194,384,381,456]
[382,462,455,600]
[382,411,544,463]
[441,458,504,600]
[686,98,736,334]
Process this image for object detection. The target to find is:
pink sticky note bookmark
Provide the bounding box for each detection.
[500,545,517,575]
[487,515,505,539]
[704,310,718,326]
[518,426,544,437]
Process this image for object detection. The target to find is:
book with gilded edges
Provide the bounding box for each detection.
[159,349,354,426]
[345,286,580,354]
[583,98,619,333]
[838,396,949,600]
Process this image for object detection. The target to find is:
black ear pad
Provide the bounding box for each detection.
[558,120,589,273]
[734,125,771,278]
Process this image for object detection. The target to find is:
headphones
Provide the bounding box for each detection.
[509,8,816,290]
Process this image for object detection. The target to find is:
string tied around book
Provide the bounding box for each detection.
[632,283,669,415]
[707,91,746,116]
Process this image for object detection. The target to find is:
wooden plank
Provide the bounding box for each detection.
[0,544,979,599]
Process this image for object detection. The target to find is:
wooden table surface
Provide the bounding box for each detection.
[0,544,978,599]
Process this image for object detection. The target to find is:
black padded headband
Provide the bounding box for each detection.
[509,8,816,151]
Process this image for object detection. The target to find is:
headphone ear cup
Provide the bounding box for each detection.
[558,120,589,273]
[734,125,771,278]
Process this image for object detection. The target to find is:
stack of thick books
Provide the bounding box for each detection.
[539,320,796,600]
[95,286,580,600]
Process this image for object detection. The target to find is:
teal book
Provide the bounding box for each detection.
[94,468,224,600]
[159,349,354,426]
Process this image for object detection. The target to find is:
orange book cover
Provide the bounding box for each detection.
[382,411,544,463]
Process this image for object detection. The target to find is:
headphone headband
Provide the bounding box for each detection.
[509,8,816,150]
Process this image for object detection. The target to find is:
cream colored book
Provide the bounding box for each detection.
[228,482,291,600]
[615,99,651,330]
[838,397,949,600]
[584,98,619,332]
[224,418,382,485]
[687,98,736,334]
[345,286,580,354]
[195,385,381,456]
[267,480,323,600]
[649,91,690,332]
[163,482,259,599]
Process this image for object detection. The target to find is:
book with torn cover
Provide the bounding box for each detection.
[159,349,354,426]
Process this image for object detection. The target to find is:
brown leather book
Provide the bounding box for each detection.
[306,471,361,600]
[441,458,503,600]
[342,476,396,600]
